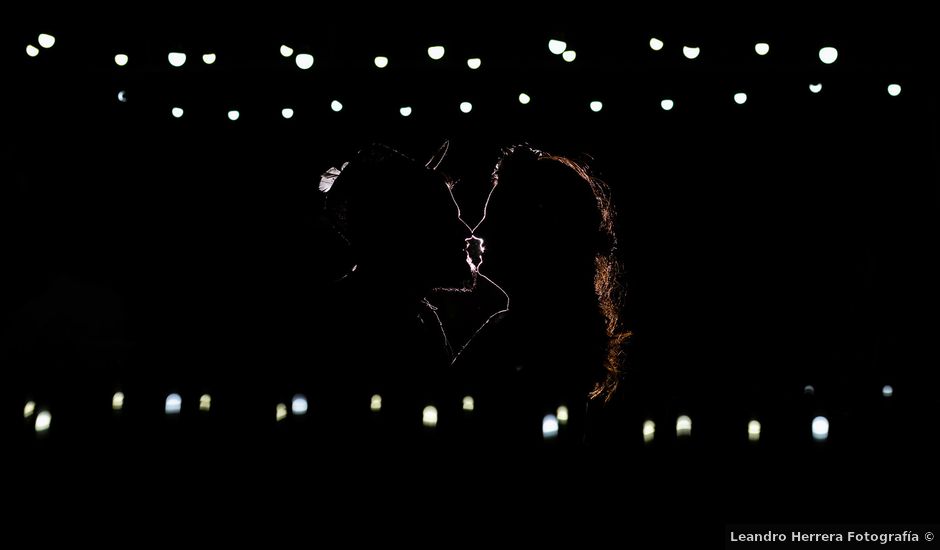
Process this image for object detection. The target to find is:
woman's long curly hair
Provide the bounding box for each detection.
[494,145,631,403]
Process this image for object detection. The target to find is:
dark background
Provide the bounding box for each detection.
[3,10,938,539]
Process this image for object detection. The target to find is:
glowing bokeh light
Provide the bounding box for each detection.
[168,52,186,67]
[748,420,761,442]
[165,393,182,415]
[542,414,559,439]
[295,53,314,69]
[291,394,308,415]
[812,416,829,441]
[35,411,52,432]
[818,47,838,64]
[643,420,655,443]
[676,415,692,437]
[422,405,438,427]
[548,39,567,55]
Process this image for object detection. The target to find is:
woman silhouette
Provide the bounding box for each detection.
[452,144,630,446]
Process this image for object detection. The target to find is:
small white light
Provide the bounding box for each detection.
[399,106,412,117]
[548,39,567,55]
[755,43,770,56]
[427,46,445,60]
[112,392,124,411]
[276,403,287,421]
[168,52,186,67]
[562,50,576,62]
[295,53,314,70]
[199,394,211,412]
[661,99,674,111]
[748,420,761,442]
[459,101,472,113]
[462,396,475,411]
[374,56,388,68]
[370,394,382,412]
[882,384,894,398]
[117,90,127,103]
[556,406,569,425]
[227,110,240,121]
[280,45,294,57]
[809,83,822,94]
[35,411,52,432]
[202,53,216,65]
[38,33,55,49]
[281,107,294,119]
[887,84,901,97]
[676,415,692,437]
[114,54,128,66]
[518,93,531,105]
[818,46,838,65]
[171,107,184,118]
[24,401,36,418]
[683,46,700,59]
[590,100,603,112]
[734,92,748,105]
[467,58,481,70]
[331,100,343,112]
[643,420,655,443]
[812,416,829,441]
[291,394,308,415]
[804,384,815,395]
[649,37,664,51]
[542,414,559,439]
[26,45,39,57]
[165,393,182,415]
[422,405,438,427]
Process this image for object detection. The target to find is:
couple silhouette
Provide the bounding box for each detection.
[316,142,628,447]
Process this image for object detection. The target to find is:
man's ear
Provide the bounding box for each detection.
[315,213,357,282]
